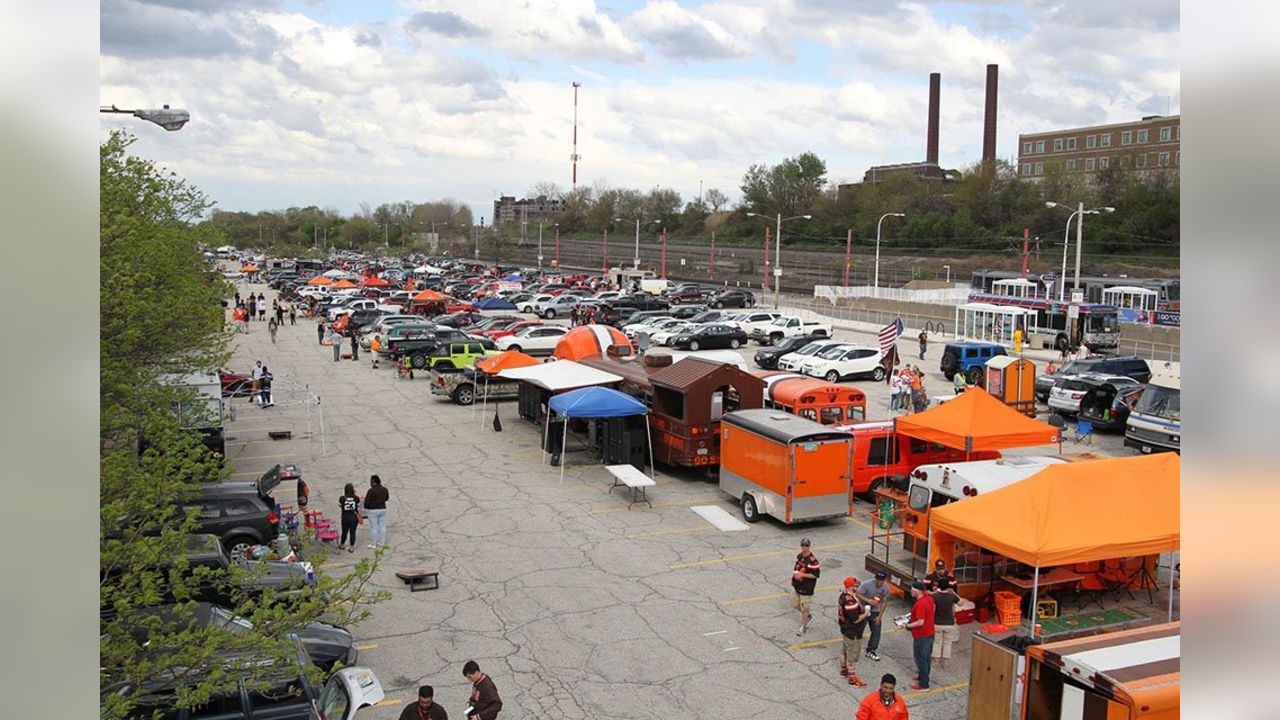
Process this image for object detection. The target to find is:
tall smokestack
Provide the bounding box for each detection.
[982,64,998,164]
[926,72,940,165]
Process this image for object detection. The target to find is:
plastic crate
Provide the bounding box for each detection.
[994,591,1022,625]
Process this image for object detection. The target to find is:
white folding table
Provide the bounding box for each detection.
[605,464,655,509]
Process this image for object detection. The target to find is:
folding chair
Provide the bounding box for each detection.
[1073,562,1106,610]
[1073,419,1094,445]
[1099,559,1136,602]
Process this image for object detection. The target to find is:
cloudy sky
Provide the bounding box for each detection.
[100,0,1180,220]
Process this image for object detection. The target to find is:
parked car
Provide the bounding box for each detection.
[753,333,830,370]
[534,295,581,319]
[724,310,784,336]
[1034,355,1151,401]
[651,321,703,347]
[1048,373,1140,416]
[430,366,521,406]
[610,292,670,311]
[434,310,485,328]
[597,305,639,327]
[1079,382,1145,432]
[686,309,736,324]
[777,338,844,372]
[671,323,749,350]
[751,316,833,345]
[667,304,708,320]
[425,340,495,372]
[665,283,711,304]
[939,342,1008,384]
[519,293,554,313]
[495,324,571,355]
[190,466,290,562]
[218,369,254,397]
[707,288,755,308]
[623,316,675,339]
[386,329,497,367]
[182,534,313,605]
[799,344,885,382]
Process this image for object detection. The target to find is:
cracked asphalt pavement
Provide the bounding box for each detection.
[223,285,1132,719]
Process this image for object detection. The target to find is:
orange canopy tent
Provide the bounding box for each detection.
[308,275,333,286]
[412,289,445,302]
[240,264,260,272]
[476,350,540,375]
[930,453,1180,627]
[331,278,358,289]
[895,386,1060,453]
[359,276,389,287]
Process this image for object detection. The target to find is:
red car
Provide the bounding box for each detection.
[483,320,543,339]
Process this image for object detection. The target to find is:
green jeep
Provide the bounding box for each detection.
[427,341,494,372]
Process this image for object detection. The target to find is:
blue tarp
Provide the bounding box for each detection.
[475,296,517,310]
[549,386,647,418]
[502,273,523,281]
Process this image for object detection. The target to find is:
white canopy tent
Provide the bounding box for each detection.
[497,360,625,476]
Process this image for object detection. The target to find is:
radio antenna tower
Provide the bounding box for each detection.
[571,81,582,188]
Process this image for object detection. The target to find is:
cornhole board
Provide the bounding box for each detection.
[395,569,440,592]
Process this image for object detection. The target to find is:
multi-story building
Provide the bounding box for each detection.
[493,195,563,225]
[1017,115,1179,181]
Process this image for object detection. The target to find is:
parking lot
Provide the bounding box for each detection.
[223,282,1136,719]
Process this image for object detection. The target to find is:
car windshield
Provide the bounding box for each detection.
[318,678,352,720]
[795,342,828,356]
[1133,384,1179,421]
[817,345,851,359]
[514,326,539,337]
[770,317,790,326]
[208,606,254,633]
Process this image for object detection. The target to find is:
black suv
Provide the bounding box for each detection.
[387,328,497,368]
[190,466,291,562]
[1034,355,1151,401]
[708,288,755,308]
[754,333,829,370]
[610,292,670,311]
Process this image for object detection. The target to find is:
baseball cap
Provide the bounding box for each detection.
[935,559,946,567]
[911,581,927,591]
[844,577,856,588]
[874,571,887,579]
[799,538,811,547]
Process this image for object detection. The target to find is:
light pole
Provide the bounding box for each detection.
[476,217,483,261]
[615,217,659,271]
[874,212,905,298]
[1045,202,1115,300]
[554,223,560,270]
[537,220,544,271]
[748,212,812,308]
[100,104,190,131]
[943,264,951,284]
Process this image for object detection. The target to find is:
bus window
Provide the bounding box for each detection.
[908,485,931,512]
[820,407,843,425]
[799,408,817,421]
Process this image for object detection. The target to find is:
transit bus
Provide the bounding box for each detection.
[1125,362,1180,455]
[968,283,1120,352]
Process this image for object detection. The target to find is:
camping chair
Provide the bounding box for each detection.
[1073,562,1106,610]
[1099,559,1136,602]
[1073,419,1094,444]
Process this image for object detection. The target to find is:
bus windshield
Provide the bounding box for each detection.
[1134,384,1179,421]
[1086,313,1118,333]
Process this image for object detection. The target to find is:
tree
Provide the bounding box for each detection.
[99,132,387,719]
[704,187,728,213]
[739,152,828,216]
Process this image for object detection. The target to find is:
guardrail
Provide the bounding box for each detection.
[814,285,972,306]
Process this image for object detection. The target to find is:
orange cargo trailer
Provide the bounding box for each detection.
[719,409,854,523]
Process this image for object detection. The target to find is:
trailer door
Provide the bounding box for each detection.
[789,437,854,521]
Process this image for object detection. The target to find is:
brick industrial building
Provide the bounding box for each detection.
[493,195,563,225]
[1017,115,1180,181]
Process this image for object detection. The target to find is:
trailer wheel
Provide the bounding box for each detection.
[741,494,760,523]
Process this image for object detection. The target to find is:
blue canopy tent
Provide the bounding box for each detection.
[546,386,653,483]
[475,296,517,310]
[502,273,523,281]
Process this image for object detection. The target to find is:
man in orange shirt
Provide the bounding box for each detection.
[856,673,909,719]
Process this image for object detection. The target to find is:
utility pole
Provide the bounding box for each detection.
[763,226,771,292]
[602,228,609,275]
[660,227,667,278]
[1021,227,1030,279]
[555,224,561,270]
[844,228,852,288]
[571,81,582,188]
[710,231,715,280]
[476,217,483,261]
[537,221,544,271]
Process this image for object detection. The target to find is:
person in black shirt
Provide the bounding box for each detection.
[931,578,960,670]
[789,538,821,636]
[924,559,954,591]
[338,483,361,553]
[399,685,447,720]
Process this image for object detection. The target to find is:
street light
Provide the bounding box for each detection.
[1045,202,1115,300]
[747,212,812,308]
[874,212,906,298]
[943,264,951,284]
[537,220,544,271]
[614,217,660,271]
[100,104,190,131]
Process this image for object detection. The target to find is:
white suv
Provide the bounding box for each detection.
[799,344,885,382]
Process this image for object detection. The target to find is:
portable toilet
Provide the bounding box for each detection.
[984,356,1036,416]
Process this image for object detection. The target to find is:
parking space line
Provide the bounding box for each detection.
[787,625,904,651]
[846,516,873,530]
[625,525,713,539]
[903,682,968,699]
[354,643,379,651]
[373,699,401,708]
[229,453,295,462]
[669,540,866,570]
[593,498,719,514]
[720,584,841,606]
[702,630,728,636]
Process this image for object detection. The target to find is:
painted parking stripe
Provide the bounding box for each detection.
[720,584,843,606]
[903,682,968,699]
[787,625,905,651]
[373,699,401,707]
[691,505,749,532]
[669,540,867,570]
[702,630,728,637]
[229,453,295,462]
[354,643,379,651]
[625,525,713,539]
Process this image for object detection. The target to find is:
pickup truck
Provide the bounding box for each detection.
[430,367,521,405]
[750,316,833,345]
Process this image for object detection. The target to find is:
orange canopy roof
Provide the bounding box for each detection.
[475,350,540,375]
[930,453,1180,567]
[331,278,358,289]
[412,289,445,302]
[359,276,389,287]
[895,386,1060,452]
[307,275,333,286]
[240,264,260,272]
[553,325,632,362]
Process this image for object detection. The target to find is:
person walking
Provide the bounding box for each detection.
[288,301,297,325]
[350,332,359,361]
[337,483,361,553]
[855,674,909,720]
[917,330,927,360]
[258,365,273,407]
[930,578,959,671]
[249,361,264,404]
[789,538,821,636]
[837,577,872,686]
[364,475,389,549]
[462,660,502,720]
[332,328,342,362]
[275,300,285,325]
[857,571,890,662]
[399,685,447,720]
[953,371,967,395]
[317,318,327,345]
[257,294,268,322]
[268,317,278,344]
[905,581,935,690]
[233,304,248,333]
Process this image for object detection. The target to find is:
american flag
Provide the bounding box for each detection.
[878,318,904,385]
[878,318,904,355]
